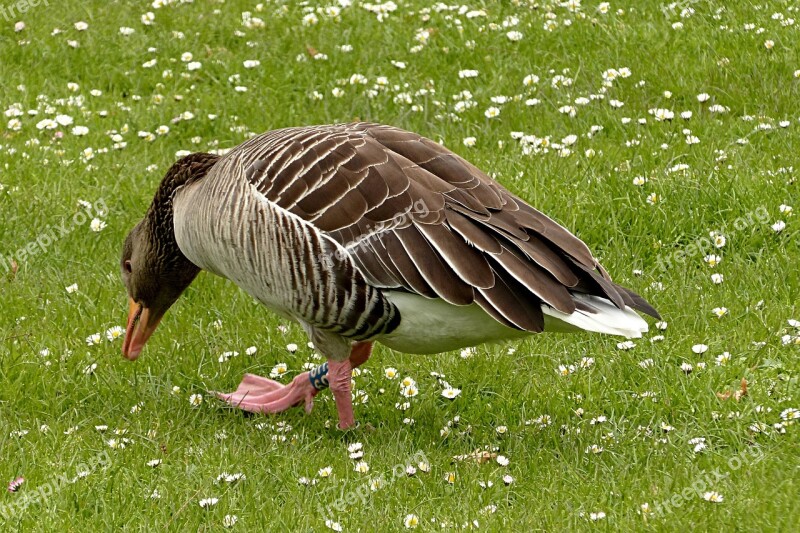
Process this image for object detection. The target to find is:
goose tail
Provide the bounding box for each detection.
[542,293,650,338]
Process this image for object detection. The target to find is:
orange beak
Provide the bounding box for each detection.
[122,297,163,361]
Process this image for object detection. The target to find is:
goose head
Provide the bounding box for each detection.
[121,152,219,360]
[120,219,200,360]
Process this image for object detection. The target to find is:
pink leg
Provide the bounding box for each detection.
[214,341,372,421]
[327,341,373,429]
[349,341,373,368]
[327,358,355,429]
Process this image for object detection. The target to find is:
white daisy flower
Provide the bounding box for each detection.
[199,497,219,508]
[441,387,461,399]
[90,218,107,232]
[404,514,419,528]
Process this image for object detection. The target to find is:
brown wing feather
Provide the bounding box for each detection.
[236,122,655,333]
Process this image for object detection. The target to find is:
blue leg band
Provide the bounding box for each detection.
[308,362,330,391]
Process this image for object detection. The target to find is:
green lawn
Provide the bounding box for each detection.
[1,0,799,530]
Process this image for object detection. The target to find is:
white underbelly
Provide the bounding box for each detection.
[376,292,529,354]
[376,291,648,355]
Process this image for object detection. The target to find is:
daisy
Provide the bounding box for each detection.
[710,232,726,248]
[497,455,510,466]
[325,520,343,532]
[441,387,461,399]
[772,220,786,233]
[90,218,107,232]
[712,307,728,318]
[384,367,398,379]
[523,74,539,86]
[106,326,124,341]
[147,459,162,467]
[8,477,24,493]
[401,384,419,398]
[199,497,219,508]
[557,364,575,376]
[218,472,246,483]
[404,514,419,528]
[703,491,723,503]
[354,461,369,473]
[86,333,101,346]
[711,273,724,284]
[223,515,238,528]
[652,108,674,121]
[589,512,606,521]
[692,344,708,354]
[245,346,257,355]
[444,472,456,484]
[715,352,731,365]
[318,466,333,478]
[269,363,288,378]
[189,393,203,407]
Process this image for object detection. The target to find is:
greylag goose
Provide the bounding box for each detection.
[121,122,658,429]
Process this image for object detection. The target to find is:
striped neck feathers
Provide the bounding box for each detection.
[145,152,220,260]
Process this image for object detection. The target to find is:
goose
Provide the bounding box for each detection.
[121,122,659,429]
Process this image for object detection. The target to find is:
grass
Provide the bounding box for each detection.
[1,0,799,530]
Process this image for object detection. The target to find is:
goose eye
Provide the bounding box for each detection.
[124,260,133,273]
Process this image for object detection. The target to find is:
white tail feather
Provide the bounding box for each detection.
[542,293,649,338]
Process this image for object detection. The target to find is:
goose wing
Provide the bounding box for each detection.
[229,122,656,333]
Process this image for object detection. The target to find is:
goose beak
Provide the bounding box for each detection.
[122,297,163,361]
